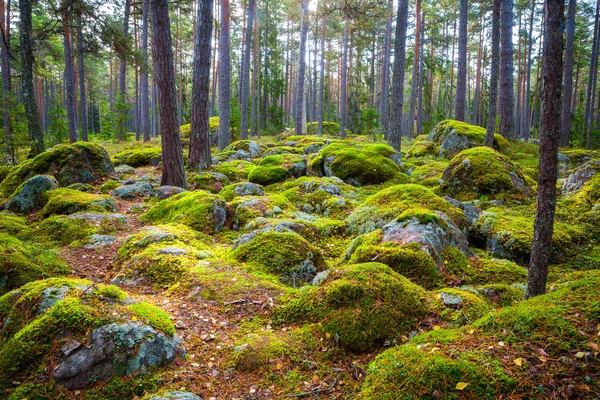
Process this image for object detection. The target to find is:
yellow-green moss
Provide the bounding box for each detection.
[470,258,528,284]
[128,303,176,335]
[100,179,121,194]
[428,119,510,155]
[213,160,257,181]
[0,212,28,238]
[112,146,162,167]
[40,188,115,217]
[429,288,491,327]
[409,161,447,187]
[306,121,340,136]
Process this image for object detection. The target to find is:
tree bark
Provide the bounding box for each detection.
[141,0,150,142]
[522,0,535,140]
[455,0,468,121]
[250,3,259,136]
[559,0,576,146]
[311,21,318,124]
[63,4,78,143]
[77,14,88,141]
[485,0,501,147]
[318,17,326,135]
[499,0,515,139]
[150,0,187,188]
[294,0,310,135]
[0,0,12,162]
[339,16,349,138]
[526,0,564,299]
[378,0,393,137]
[405,0,421,138]
[218,0,231,150]
[388,0,409,152]
[239,0,255,140]
[120,0,131,99]
[188,0,214,169]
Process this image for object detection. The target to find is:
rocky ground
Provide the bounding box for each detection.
[0,120,599,399]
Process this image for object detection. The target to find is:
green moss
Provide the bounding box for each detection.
[223,140,267,156]
[213,160,257,181]
[0,233,69,294]
[25,214,98,246]
[306,121,340,136]
[209,116,220,132]
[475,283,525,307]
[309,141,405,186]
[429,288,491,327]
[0,212,28,238]
[232,231,326,286]
[440,146,533,198]
[428,119,510,156]
[128,303,176,335]
[247,154,308,185]
[406,138,439,158]
[396,207,442,225]
[359,345,514,399]
[187,172,231,193]
[229,194,292,229]
[0,165,14,184]
[141,190,229,234]
[470,258,528,284]
[274,262,427,352]
[348,233,442,289]
[248,166,288,185]
[231,331,286,372]
[440,247,475,283]
[409,161,447,187]
[100,179,121,194]
[40,188,115,217]
[346,184,466,235]
[112,146,162,167]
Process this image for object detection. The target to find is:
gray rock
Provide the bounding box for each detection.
[38,286,70,315]
[561,160,600,196]
[122,179,137,185]
[440,292,463,306]
[4,175,59,214]
[303,143,323,154]
[130,226,180,247]
[54,321,183,389]
[90,198,118,212]
[233,182,264,197]
[147,392,202,400]
[158,247,189,256]
[557,152,569,163]
[153,185,187,200]
[443,196,481,227]
[115,165,136,174]
[68,212,128,224]
[529,138,540,145]
[84,234,118,249]
[299,179,343,197]
[112,181,153,199]
[312,270,330,286]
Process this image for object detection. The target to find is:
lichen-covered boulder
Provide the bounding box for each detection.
[232,231,327,286]
[406,135,439,158]
[112,181,153,199]
[278,177,355,218]
[115,164,137,174]
[0,278,183,392]
[213,160,256,182]
[273,263,427,352]
[152,185,187,200]
[248,154,308,185]
[40,188,116,217]
[222,140,267,158]
[4,175,59,214]
[0,233,69,294]
[426,119,510,158]
[440,147,533,198]
[112,146,162,167]
[187,171,230,192]
[141,190,229,234]
[562,159,600,196]
[346,184,466,235]
[309,141,407,186]
[229,194,291,230]
[219,182,264,201]
[0,142,115,197]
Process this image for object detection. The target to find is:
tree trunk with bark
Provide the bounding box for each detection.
[239,0,254,140]
[141,0,150,142]
[485,0,501,147]
[388,0,409,152]
[455,0,468,121]
[63,4,78,143]
[318,17,326,135]
[150,0,187,188]
[295,0,310,135]
[218,0,231,150]
[339,16,349,138]
[526,0,564,299]
[378,0,393,137]
[560,0,576,146]
[499,0,515,138]
[522,0,535,140]
[1,0,12,162]
[188,0,214,169]
[77,14,88,141]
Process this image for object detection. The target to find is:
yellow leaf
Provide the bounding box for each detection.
[436,293,442,300]
[538,356,548,362]
[131,316,138,321]
[513,358,523,366]
[275,362,283,370]
[575,352,586,359]
[469,329,475,334]
[498,341,505,347]
[455,382,469,390]
[433,325,441,331]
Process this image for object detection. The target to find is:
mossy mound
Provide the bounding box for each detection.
[274,263,427,352]
[359,345,514,399]
[306,121,340,136]
[469,258,528,285]
[248,154,308,185]
[219,182,265,201]
[229,194,292,230]
[232,231,326,286]
[406,135,439,158]
[429,288,491,327]
[0,212,28,238]
[213,160,257,181]
[440,147,533,198]
[223,140,267,158]
[0,278,181,392]
[141,190,229,234]
[39,188,116,217]
[0,233,69,294]
[346,184,466,235]
[309,141,407,186]
[409,161,448,187]
[426,119,510,158]
[278,176,355,218]
[187,172,231,193]
[112,146,162,167]
[0,142,115,197]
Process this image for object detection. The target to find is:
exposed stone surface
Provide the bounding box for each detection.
[112,181,153,199]
[562,160,600,196]
[153,185,187,200]
[115,165,137,174]
[4,175,59,214]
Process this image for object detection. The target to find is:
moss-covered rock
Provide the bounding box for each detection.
[346,184,466,235]
[112,146,162,167]
[278,176,356,218]
[469,258,528,285]
[40,188,116,217]
[562,159,600,196]
[223,140,267,158]
[141,190,229,234]
[187,171,231,193]
[0,233,69,294]
[409,161,447,187]
[0,142,115,197]
[429,288,491,327]
[248,154,308,185]
[213,160,257,181]
[219,182,265,201]
[232,231,326,286]
[4,175,59,214]
[274,263,427,352]
[0,278,182,392]
[306,121,340,136]
[406,135,439,158]
[440,147,533,198]
[0,212,28,238]
[309,141,407,186]
[229,194,292,230]
[427,119,510,158]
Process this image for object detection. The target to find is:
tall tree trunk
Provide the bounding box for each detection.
[472,18,483,126]
[250,4,259,136]
[339,16,349,138]
[318,17,326,135]
[499,0,515,138]
[239,0,254,140]
[151,0,187,188]
[485,0,501,147]
[261,0,269,132]
[218,0,231,150]
[189,0,213,169]
[585,1,600,144]
[141,0,150,142]
[388,0,409,152]
[560,0,576,146]
[379,0,393,137]
[417,11,424,136]
[526,0,564,299]
[405,0,421,138]
[77,14,88,141]
[152,80,159,136]
[63,4,78,143]
[120,0,131,136]
[21,0,45,156]
[449,20,456,117]
[311,22,318,124]
[0,0,12,162]
[522,0,535,140]
[294,0,309,135]
[455,0,468,121]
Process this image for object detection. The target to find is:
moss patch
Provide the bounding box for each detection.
[40,188,116,217]
[112,146,162,167]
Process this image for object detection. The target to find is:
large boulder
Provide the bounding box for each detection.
[248,154,308,185]
[112,181,154,199]
[427,119,510,158]
[112,146,162,167]
[40,188,116,217]
[309,141,408,186]
[219,182,265,201]
[0,142,115,197]
[561,159,600,196]
[0,278,184,392]
[440,147,533,198]
[4,175,59,214]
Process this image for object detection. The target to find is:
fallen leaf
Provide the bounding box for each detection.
[131,316,138,321]
[275,362,283,370]
[513,358,523,366]
[498,341,505,347]
[455,382,469,390]
[575,352,586,359]
[433,325,441,331]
